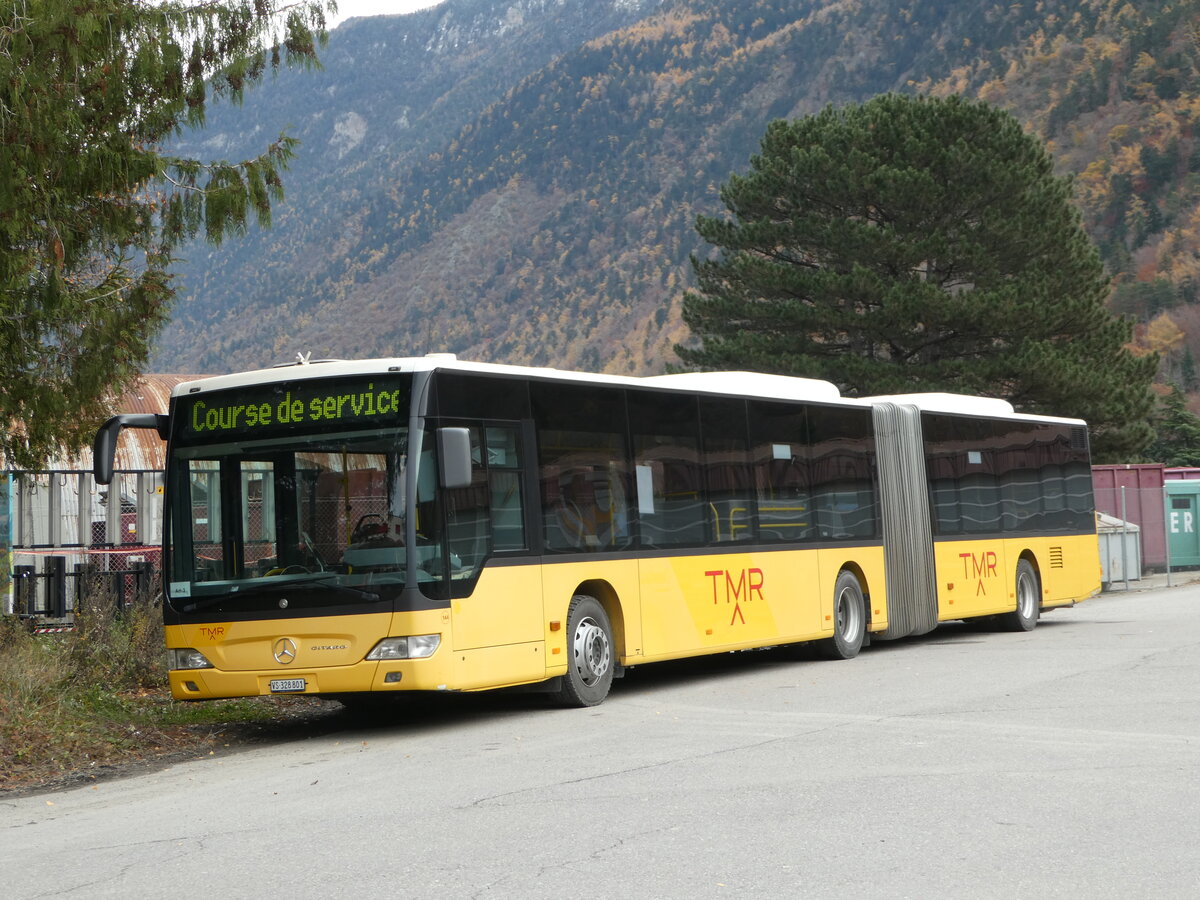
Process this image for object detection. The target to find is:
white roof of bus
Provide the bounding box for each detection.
[862,391,1085,425]
[863,392,1015,415]
[641,371,843,402]
[173,356,1085,425]
[175,355,638,396]
[173,355,847,401]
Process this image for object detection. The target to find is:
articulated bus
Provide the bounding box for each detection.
[93,355,1100,707]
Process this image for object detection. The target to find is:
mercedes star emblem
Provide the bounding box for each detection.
[273,637,298,664]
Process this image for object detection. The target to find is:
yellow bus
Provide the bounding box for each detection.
[93,355,1101,707]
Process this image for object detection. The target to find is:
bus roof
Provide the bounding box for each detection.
[173,355,847,401]
[173,355,1085,425]
[862,392,1015,416]
[862,391,1086,426]
[641,371,843,402]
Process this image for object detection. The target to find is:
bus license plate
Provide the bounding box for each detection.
[269,678,306,693]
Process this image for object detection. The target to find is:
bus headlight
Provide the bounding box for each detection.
[366,635,441,660]
[168,648,214,670]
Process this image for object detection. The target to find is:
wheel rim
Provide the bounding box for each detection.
[836,585,862,639]
[1017,570,1037,620]
[571,615,611,686]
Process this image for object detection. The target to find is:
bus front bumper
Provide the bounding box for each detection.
[168,655,457,701]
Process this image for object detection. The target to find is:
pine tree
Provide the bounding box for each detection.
[1145,387,1200,467]
[1183,348,1198,391]
[676,94,1156,462]
[0,0,332,468]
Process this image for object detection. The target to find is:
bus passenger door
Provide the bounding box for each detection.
[438,422,544,682]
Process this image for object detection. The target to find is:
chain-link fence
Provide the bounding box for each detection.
[1093,469,1200,589]
[3,469,163,621]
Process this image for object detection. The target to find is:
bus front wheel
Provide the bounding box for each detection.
[554,594,614,707]
[818,571,866,660]
[1003,560,1040,632]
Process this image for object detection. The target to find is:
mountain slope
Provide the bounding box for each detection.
[153,0,1200,385]
[159,0,668,369]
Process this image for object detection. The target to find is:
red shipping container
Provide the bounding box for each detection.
[1092,464,1166,570]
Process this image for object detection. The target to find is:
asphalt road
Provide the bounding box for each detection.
[3,583,1199,898]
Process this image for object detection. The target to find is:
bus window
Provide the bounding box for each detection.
[749,401,811,542]
[533,382,631,552]
[437,425,493,594]
[187,461,221,578]
[958,455,999,534]
[542,450,630,551]
[630,392,705,548]
[809,406,877,539]
[486,426,526,551]
[996,422,1094,534]
[923,414,1001,535]
[995,421,1043,532]
[700,396,754,543]
[174,439,405,588]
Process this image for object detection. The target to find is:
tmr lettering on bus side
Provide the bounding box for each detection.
[959,551,999,596]
[704,568,764,626]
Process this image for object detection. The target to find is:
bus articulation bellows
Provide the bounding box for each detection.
[93,355,1101,707]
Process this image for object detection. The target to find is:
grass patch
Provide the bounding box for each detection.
[0,600,321,793]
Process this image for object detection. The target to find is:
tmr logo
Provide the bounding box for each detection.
[705,568,764,626]
[198,626,226,641]
[959,551,999,596]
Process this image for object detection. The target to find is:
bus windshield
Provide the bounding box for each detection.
[165,428,416,612]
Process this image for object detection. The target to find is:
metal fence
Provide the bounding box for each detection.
[1093,479,1200,589]
[3,468,164,621]
[11,557,158,622]
[9,469,164,549]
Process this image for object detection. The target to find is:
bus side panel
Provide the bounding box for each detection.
[934,534,1101,621]
[450,564,544,651]
[816,545,889,635]
[934,538,1015,620]
[449,563,547,689]
[540,557,643,671]
[1026,532,1102,608]
[636,549,823,660]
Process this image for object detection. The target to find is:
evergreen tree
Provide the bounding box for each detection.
[0,0,332,468]
[1145,387,1200,467]
[676,94,1156,462]
[1183,348,1198,392]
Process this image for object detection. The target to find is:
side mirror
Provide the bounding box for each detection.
[437,427,473,490]
[93,414,168,484]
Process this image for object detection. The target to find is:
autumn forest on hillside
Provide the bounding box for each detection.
[140,0,1200,460]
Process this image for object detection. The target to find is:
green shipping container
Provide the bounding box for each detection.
[1165,480,1200,567]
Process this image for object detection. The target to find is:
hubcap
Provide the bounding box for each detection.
[572,616,611,686]
[836,586,861,639]
[1017,572,1036,619]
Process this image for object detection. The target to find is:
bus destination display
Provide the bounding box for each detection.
[177,376,408,443]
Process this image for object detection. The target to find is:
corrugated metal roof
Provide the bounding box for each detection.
[8,374,205,473]
[108,374,202,472]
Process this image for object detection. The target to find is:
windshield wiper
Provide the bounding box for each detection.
[177,577,382,613]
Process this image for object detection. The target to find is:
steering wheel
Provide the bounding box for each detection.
[351,513,387,544]
[300,530,327,571]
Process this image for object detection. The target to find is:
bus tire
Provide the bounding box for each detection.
[1004,560,1040,632]
[817,571,866,660]
[553,594,614,707]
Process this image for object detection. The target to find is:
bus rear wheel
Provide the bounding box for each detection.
[817,571,866,660]
[1003,560,1040,632]
[553,594,614,707]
